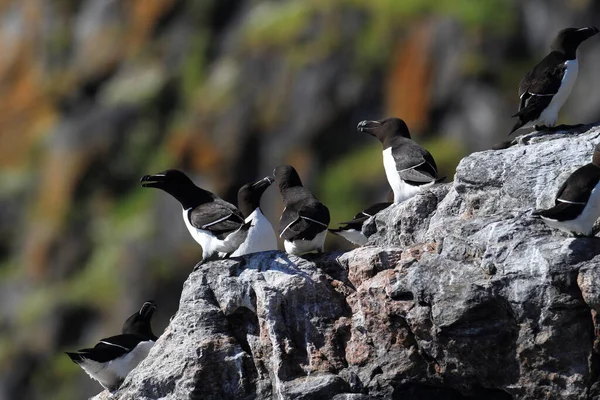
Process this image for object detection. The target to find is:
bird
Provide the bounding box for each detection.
[533,143,600,236]
[66,301,158,392]
[230,176,278,256]
[329,202,392,245]
[358,117,444,203]
[510,26,599,135]
[140,169,253,261]
[273,165,330,255]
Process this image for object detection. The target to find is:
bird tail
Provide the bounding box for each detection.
[328,227,343,234]
[509,119,525,136]
[218,221,254,253]
[65,352,85,364]
[435,176,447,183]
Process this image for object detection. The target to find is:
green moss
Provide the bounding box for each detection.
[180,34,210,102]
[243,2,314,49]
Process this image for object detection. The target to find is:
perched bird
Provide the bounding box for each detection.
[329,202,392,245]
[141,169,252,261]
[510,26,599,134]
[66,301,158,392]
[274,165,330,255]
[358,117,443,203]
[231,176,278,256]
[534,143,600,236]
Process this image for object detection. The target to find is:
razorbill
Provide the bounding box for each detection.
[533,143,600,236]
[141,169,251,261]
[358,117,444,203]
[274,165,330,255]
[329,202,392,245]
[66,301,158,392]
[510,26,599,134]
[230,176,278,256]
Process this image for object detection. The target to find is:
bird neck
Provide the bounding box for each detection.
[170,186,214,210]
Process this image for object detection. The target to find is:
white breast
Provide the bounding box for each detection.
[182,208,219,259]
[335,228,368,246]
[78,340,155,391]
[540,180,600,236]
[284,230,328,255]
[537,59,578,127]
[383,147,427,203]
[231,208,278,256]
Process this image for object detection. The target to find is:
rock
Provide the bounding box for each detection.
[97,124,600,399]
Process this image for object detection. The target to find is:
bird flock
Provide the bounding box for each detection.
[66,26,600,393]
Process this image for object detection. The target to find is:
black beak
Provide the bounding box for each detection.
[140,174,165,188]
[357,120,381,135]
[577,26,599,40]
[139,301,157,318]
[251,176,274,190]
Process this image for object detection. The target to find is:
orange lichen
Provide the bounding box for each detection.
[385,21,434,134]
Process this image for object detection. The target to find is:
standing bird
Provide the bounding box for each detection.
[231,176,278,256]
[534,143,600,236]
[329,202,392,246]
[141,170,252,261]
[358,117,443,203]
[66,301,158,392]
[274,165,330,255]
[510,26,599,135]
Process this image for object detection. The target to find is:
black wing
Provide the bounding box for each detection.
[392,142,439,185]
[537,164,600,221]
[279,200,330,241]
[511,52,566,129]
[67,334,146,364]
[188,199,244,239]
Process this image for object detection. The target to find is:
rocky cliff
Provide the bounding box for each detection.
[91,125,600,399]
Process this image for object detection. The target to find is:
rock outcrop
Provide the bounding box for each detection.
[97,126,600,400]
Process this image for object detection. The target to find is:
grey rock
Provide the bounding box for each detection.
[105,125,600,399]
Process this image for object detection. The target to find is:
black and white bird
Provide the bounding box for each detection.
[274,165,330,255]
[66,301,158,392]
[533,143,600,236]
[510,26,599,134]
[231,176,278,256]
[141,169,253,261]
[358,117,443,203]
[329,202,392,245]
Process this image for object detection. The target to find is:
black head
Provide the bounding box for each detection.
[551,26,599,59]
[237,176,273,217]
[593,143,600,167]
[357,117,411,145]
[273,165,303,191]
[122,300,157,340]
[140,169,213,209]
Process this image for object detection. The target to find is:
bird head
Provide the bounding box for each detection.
[122,300,157,340]
[141,169,211,209]
[237,176,274,217]
[357,117,411,144]
[551,26,599,57]
[273,165,303,191]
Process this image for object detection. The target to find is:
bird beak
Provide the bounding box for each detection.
[140,174,166,188]
[357,120,381,136]
[252,176,274,188]
[139,301,157,318]
[577,26,600,40]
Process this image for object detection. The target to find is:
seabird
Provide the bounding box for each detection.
[358,117,444,203]
[274,165,330,255]
[141,169,251,261]
[510,26,599,134]
[329,202,392,245]
[66,301,158,392]
[230,176,278,256]
[533,143,600,236]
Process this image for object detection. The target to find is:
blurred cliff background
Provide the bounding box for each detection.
[0,0,599,398]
